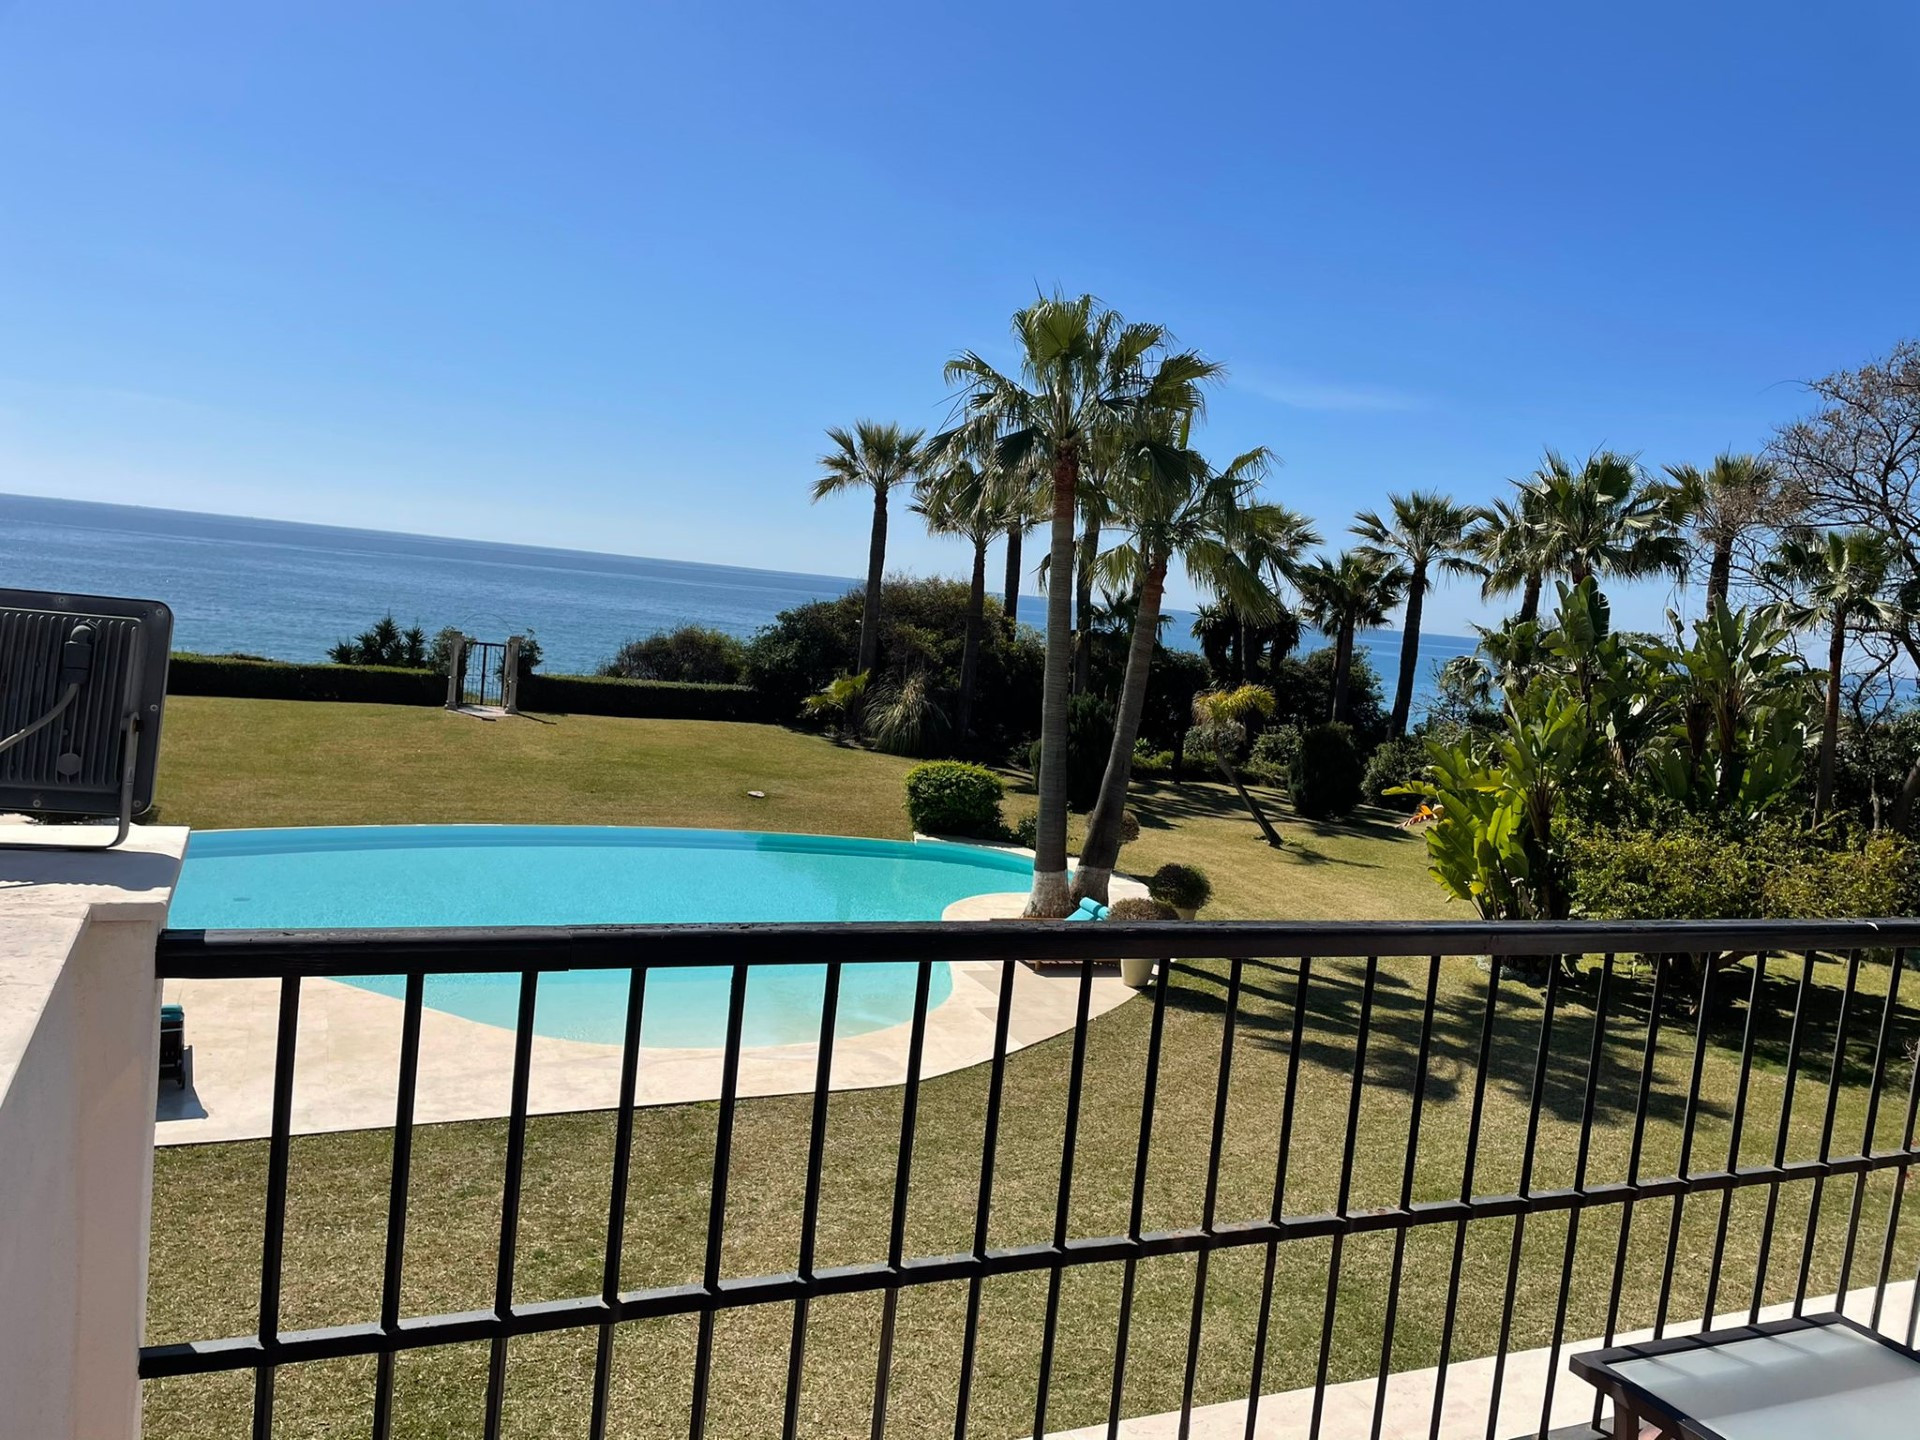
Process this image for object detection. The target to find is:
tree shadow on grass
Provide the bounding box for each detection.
[1158,955,1741,1135]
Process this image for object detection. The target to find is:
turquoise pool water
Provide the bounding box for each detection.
[170,826,1032,1046]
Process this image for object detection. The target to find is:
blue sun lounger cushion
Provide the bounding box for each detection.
[1064,897,1109,922]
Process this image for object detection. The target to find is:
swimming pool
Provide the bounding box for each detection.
[170,826,1032,1046]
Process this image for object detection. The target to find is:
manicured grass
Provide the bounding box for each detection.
[143,700,1920,1439]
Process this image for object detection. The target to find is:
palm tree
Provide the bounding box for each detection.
[943,294,1219,915]
[911,456,1026,741]
[811,422,925,675]
[1762,529,1900,819]
[1293,550,1408,724]
[1352,491,1473,737]
[1071,444,1275,902]
[1660,452,1789,613]
[1463,491,1551,623]
[1220,502,1319,681]
[998,460,1045,630]
[1526,449,1689,589]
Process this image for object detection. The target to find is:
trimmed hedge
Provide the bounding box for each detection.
[168,653,778,723]
[903,761,1005,838]
[519,672,777,723]
[167,653,443,705]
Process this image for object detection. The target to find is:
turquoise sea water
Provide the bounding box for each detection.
[171,826,1033,1046]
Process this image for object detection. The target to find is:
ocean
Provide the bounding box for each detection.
[0,493,1476,703]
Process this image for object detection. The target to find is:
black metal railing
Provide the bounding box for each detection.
[142,919,1920,1440]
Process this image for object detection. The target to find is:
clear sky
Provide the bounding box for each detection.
[2,1,1915,634]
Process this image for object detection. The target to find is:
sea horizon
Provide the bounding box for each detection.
[1,491,1477,697]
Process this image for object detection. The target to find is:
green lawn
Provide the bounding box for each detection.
[143,699,1920,1439]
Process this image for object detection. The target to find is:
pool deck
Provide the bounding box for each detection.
[157,881,1152,1145]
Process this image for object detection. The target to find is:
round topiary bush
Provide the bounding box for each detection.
[1106,896,1178,920]
[1290,722,1364,820]
[1147,863,1213,914]
[1362,734,1429,810]
[903,761,1005,838]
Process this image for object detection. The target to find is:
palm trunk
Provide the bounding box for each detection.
[1026,453,1078,916]
[1072,518,1099,694]
[1708,541,1732,613]
[1220,756,1285,847]
[1518,571,1542,625]
[1892,757,1920,833]
[1391,567,1425,737]
[1816,616,1844,819]
[857,489,888,675]
[1332,622,1354,722]
[1229,622,1245,684]
[1073,556,1167,903]
[1002,525,1023,630]
[958,536,987,741]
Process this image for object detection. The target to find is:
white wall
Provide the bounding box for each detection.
[0,829,184,1440]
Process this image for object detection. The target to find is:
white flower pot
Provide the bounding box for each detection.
[1119,957,1156,989]
[1174,906,1198,921]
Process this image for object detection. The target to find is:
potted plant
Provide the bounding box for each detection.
[1105,896,1176,987]
[1147,863,1212,920]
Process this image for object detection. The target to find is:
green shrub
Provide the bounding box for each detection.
[1147,863,1213,912]
[1567,822,1920,920]
[1012,813,1038,849]
[168,654,444,706]
[601,626,746,684]
[1027,693,1114,810]
[1107,896,1177,920]
[903,761,1005,838]
[1363,735,1430,809]
[1247,724,1302,784]
[1290,722,1365,820]
[865,671,950,757]
[329,613,428,667]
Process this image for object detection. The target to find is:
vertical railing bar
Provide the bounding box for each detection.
[1369,956,1442,1440]
[1242,957,1312,1440]
[1836,948,1904,1302]
[780,961,842,1440]
[1177,960,1244,1438]
[1428,957,1504,1440]
[1308,957,1378,1440]
[482,968,540,1440]
[1747,950,1817,1324]
[1653,953,1718,1339]
[1105,953,1175,1440]
[372,971,426,1440]
[1701,951,1769,1331]
[1539,953,1615,1437]
[1030,956,1096,1440]
[251,975,302,1440]
[1483,955,1564,1440]
[956,959,1019,1440]
[1792,948,1862,1316]
[1590,950,1668,1434]
[870,959,934,1440]
[589,966,649,1440]
[1871,949,1920,1333]
[688,962,749,1440]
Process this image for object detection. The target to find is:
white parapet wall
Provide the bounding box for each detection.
[0,826,187,1440]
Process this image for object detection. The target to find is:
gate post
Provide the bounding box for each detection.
[445,636,467,710]
[503,637,522,715]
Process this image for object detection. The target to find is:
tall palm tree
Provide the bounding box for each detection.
[811,422,925,675]
[998,460,1045,629]
[944,294,1219,915]
[1352,490,1473,737]
[1220,502,1319,681]
[1763,529,1900,819]
[1463,490,1551,623]
[1071,442,1276,902]
[911,456,1025,741]
[1660,452,1789,613]
[1293,550,1408,724]
[1526,449,1689,589]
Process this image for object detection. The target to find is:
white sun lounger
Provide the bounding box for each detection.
[1571,1312,1920,1440]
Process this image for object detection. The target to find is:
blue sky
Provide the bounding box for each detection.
[2,1,1916,634]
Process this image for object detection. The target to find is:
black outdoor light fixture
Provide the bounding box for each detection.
[0,588,172,848]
